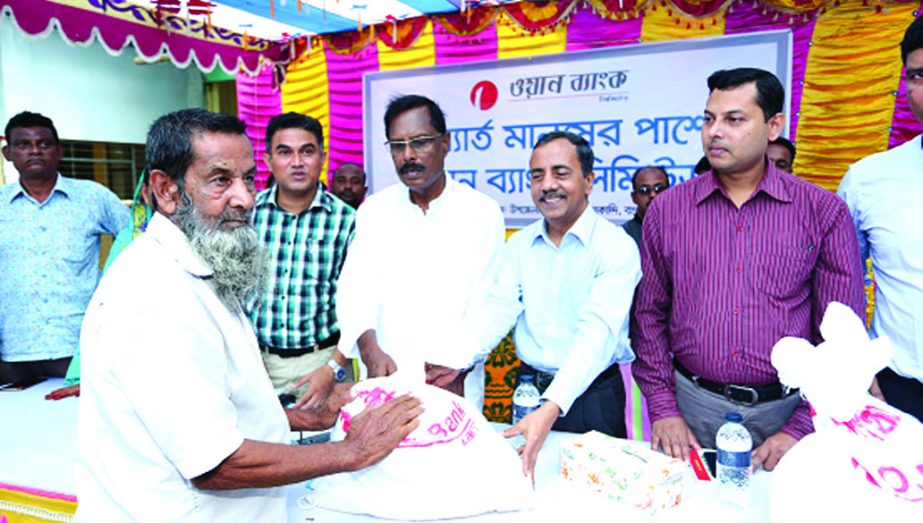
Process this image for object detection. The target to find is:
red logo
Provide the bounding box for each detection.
[470,81,498,111]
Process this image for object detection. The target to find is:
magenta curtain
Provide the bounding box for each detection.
[236,64,282,190]
[324,44,380,172]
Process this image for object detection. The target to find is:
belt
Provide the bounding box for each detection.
[518,361,621,395]
[673,359,798,406]
[260,332,340,358]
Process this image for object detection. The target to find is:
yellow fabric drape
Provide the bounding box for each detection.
[640,2,726,42]
[377,19,436,71]
[0,487,76,523]
[794,0,915,191]
[496,12,566,59]
[280,45,331,183]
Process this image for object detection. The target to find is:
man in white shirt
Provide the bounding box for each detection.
[837,17,923,423]
[464,131,641,480]
[333,95,505,408]
[75,108,422,521]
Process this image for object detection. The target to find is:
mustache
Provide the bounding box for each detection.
[539,190,566,202]
[399,162,426,175]
[219,208,250,225]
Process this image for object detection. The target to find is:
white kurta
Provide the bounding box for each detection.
[336,177,505,407]
[75,214,290,522]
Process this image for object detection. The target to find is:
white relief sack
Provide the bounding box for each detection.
[769,302,923,521]
[304,374,534,520]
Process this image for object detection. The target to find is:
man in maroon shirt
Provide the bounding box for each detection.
[631,68,865,471]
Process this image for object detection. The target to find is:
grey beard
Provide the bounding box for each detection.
[174,192,267,312]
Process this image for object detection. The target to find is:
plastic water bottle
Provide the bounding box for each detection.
[716,412,752,508]
[511,375,541,425]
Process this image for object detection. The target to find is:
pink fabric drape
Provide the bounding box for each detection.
[724,3,816,142]
[236,65,282,190]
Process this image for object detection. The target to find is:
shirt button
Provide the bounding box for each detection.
[732,307,740,315]
[732,350,740,358]
[736,225,744,233]
[735,266,742,273]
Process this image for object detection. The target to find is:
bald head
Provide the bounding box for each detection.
[329,162,367,209]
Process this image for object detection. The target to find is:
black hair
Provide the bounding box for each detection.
[631,165,669,187]
[901,16,923,64]
[145,108,247,186]
[265,112,324,153]
[707,68,784,122]
[769,136,796,163]
[4,111,59,143]
[383,95,447,139]
[533,131,595,178]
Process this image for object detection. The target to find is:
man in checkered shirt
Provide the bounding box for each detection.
[248,113,355,400]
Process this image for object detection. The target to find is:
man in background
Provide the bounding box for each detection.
[767,136,796,173]
[249,113,356,399]
[0,111,129,383]
[328,162,367,209]
[621,165,670,249]
[837,16,923,422]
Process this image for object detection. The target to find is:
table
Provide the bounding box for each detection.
[0,378,78,523]
[285,429,771,523]
[1,379,771,523]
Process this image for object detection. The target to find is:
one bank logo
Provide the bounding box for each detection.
[470,80,498,111]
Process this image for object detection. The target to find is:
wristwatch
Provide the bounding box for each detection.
[326,359,348,383]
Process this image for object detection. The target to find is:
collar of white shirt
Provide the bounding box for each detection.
[146,212,213,279]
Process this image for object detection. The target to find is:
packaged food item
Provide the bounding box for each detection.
[560,430,684,514]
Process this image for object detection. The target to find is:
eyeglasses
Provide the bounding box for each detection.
[634,183,668,196]
[9,139,57,152]
[384,134,443,155]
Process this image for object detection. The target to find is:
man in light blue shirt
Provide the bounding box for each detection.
[837,17,923,422]
[0,111,129,383]
[460,131,641,480]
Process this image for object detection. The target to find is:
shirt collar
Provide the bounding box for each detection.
[257,183,332,214]
[694,158,792,206]
[145,212,213,278]
[7,172,67,204]
[402,174,456,212]
[534,204,597,248]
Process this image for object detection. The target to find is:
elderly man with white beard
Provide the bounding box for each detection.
[74,109,422,522]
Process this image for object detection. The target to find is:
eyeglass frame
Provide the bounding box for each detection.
[633,183,668,196]
[384,133,444,155]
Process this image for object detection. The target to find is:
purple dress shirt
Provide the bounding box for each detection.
[631,162,865,440]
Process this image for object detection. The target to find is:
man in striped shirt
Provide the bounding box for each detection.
[632,68,865,471]
[249,113,355,398]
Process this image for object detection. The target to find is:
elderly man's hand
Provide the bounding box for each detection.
[425,363,468,396]
[751,431,797,471]
[358,330,397,378]
[651,416,701,461]
[344,394,423,470]
[503,401,559,487]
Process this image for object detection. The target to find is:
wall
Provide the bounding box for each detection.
[0,23,204,184]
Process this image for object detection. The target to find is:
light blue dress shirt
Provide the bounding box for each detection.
[839,135,923,382]
[466,206,641,414]
[0,175,129,362]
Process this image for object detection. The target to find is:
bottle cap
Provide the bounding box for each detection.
[520,374,534,384]
[725,412,743,423]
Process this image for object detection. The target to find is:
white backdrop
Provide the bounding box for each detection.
[363,31,792,227]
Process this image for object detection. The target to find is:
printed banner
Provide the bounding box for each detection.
[364,30,792,226]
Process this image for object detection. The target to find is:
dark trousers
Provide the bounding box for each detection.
[517,363,627,438]
[877,367,923,423]
[0,357,71,383]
